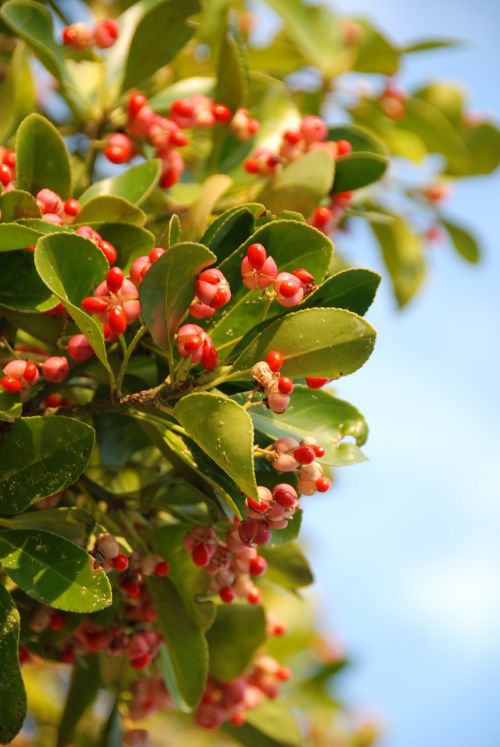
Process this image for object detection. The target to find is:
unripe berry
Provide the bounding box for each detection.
[67,334,94,361]
[94,19,119,49]
[42,356,69,383]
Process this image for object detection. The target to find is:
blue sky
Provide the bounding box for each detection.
[299,1,500,746]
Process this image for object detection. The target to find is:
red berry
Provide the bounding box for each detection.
[213,103,232,123]
[273,487,296,508]
[305,377,330,389]
[246,497,268,514]
[184,334,202,353]
[123,581,142,599]
[315,477,332,493]
[293,268,314,285]
[131,652,153,670]
[171,98,195,118]
[108,306,127,334]
[313,206,333,227]
[278,376,294,395]
[23,361,38,382]
[278,278,299,298]
[246,243,267,270]
[277,666,292,681]
[104,144,129,164]
[283,129,302,145]
[0,164,13,186]
[219,586,236,604]
[106,267,124,293]
[198,269,220,285]
[294,445,315,464]
[44,393,62,408]
[149,247,165,263]
[192,543,210,567]
[249,556,267,577]
[247,587,261,604]
[248,118,260,135]
[312,444,325,458]
[98,240,117,265]
[49,613,65,631]
[82,296,108,313]
[154,561,170,577]
[128,92,148,117]
[336,139,352,157]
[3,150,16,169]
[201,341,218,370]
[112,553,129,572]
[244,158,260,174]
[62,648,76,664]
[265,350,283,372]
[170,130,189,147]
[230,713,246,726]
[94,18,119,49]
[63,198,80,216]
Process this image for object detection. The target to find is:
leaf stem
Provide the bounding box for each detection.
[116,325,148,397]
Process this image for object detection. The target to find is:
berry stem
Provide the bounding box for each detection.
[116,325,148,397]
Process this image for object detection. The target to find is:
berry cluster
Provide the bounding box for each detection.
[267,437,331,495]
[241,242,316,308]
[130,247,165,285]
[82,267,140,338]
[62,19,119,51]
[244,115,352,177]
[309,191,354,235]
[0,147,16,191]
[190,268,232,319]
[176,324,218,370]
[0,355,70,395]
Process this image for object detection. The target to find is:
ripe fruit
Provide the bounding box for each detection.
[274,272,304,307]
[104,132,134,164]
[0,164,13,186]
[0,376,22,394]
[112,553,129,572]
[82,296,108,313]
[246,243,267,270]
[305,377,330,389]
[315,476,332,492]
[249,556,267,577]
[336,139,353,157]
[192,543,211,567]
[106,267,124,293]
[266,350,283,372]
[42,356,69,384]
[213,103,232,123]
[247,587,261,604]
[219,586,236,604]
[98,240,118,265]
[63,198,80,217]
[108,306,128,334]
[278,376,294,395]
[300,115,328,143]
[128,91,147,117]
[154,561,170,577]
[294,446,315,464]
[94,19,119,49]
[62,22,93,50]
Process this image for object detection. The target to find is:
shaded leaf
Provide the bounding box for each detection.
[260,541,314,589]
[0,584,26,744]
[332,152,389,193]
[207,604,267,681]
[16,113,71,199]
[258,150,334,216]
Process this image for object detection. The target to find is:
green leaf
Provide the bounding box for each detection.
[0,391,23,423]
[240,385,368,466]
[1,508,95,543]
[34,232,110,370]
[400,97,468,165]
[0,415,95,514]
[0,42,35,142]
[0,584,26,744]
[229,307,376,380]
[201,204,261,261]
[75,196,146,226]
[210,220,332,351]
[92,223,155,270]
[182,175,233,241]
[175,393,258,500]
[56,657,101,747]
[149,76,215,112]
[0,189,42,222]
[442,219,480,264]
[167,214,181,247]
[459,122,500,176]
[260,541,314,589]
[206,604,267,681]
[0,307,65,346]
[303,268,381,315]
[0,223,41,252]
[328,124,386,155]
[258,150,335,216]
[370,214,426,306]
[106,0,201,94]
[332,152,389,193]
[147,576,208,708]
[15,113,72,199]
[215,30,247,112]
[79,160,162,207]
[225,699,302,747]
[0,529,112,612]
[139,241,215,363]
[0,250,52,312]
[404,37,465,54]
[352,18,400,75]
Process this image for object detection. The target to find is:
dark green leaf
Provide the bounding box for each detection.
[1,508,95,543]
[16,113,72,198]
[0,415,95,514]
[260,541,314,589]
[0,529,112,612]
[0,189,41,222]
[303,268,381,315]
[79,160,162,207]
[0,584,26,743]
[175,393,258,499]
[182,175,233,241]
[207,604,266,681]
[0,250,52,312]
[201,204,262,261]
[332,152,389,193]
[34,232,110,370]
[56,657,101,747]
[148,576,208,708]
[370,214,425,306]
[215,30,247,112]
[0,390,22,423]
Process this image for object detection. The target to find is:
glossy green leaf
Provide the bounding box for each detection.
[106,0,201,94]
[370,215,426,307]
[1,508,95,543]
[303,268,381,315]
[0,250,52,311]
[201,204,261,261]
[0,223,40,252]
[229,307,376,380]
[0,529,112,612]
[332,152,389,193]
[175,392,258,499]
[75,196,146,226]
[56,657,101,747]
[0,42,35,142]
[261,541,314,589]
[92,223,155,270]
[225,699,302,747]
[413,82,465,126]
[79,160,162,207]
[258,150,335,216]
[15,113,72,199]
[140,241,215,362]
[210,220,332,350]
[0,416,95,514]
[207,604,267,681]
[34,233,110,370]
[241,385,368,466]
[460,122,500,176]
[0,189,41,222]
[147,576,208,708]
[182,175,233,241]
[442,219,480,263]
[167,214,181,247]
[0,584,26,744]
[400,97,468,165]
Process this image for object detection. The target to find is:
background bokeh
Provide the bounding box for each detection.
[294,1,500,746]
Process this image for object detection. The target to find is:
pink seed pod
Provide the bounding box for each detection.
[195,268,231,309]
[159,148,184,188]
[3,359,39,389]
[271,437,300,472]
[176,323,205,363]
[274,272,304,307]
[241,255,278,290]
[189,300,216,319]
[67,334,94,362]
[61,22,94,50]
[94,19,119,49]
[42,356,69,383]
[266,378,291,413]
[95,533,120,560]
[43,212,64,225]
[300,115,328,144]
[130,255,151,285]
[36,188,63,215]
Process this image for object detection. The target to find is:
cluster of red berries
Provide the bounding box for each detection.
[176,324,218,371]
[74,224,118,264]
[130,246,165,285]
[196,655,291,730]
[190,268,232,319]
[82,267,140,338]
[244,115,352,177]
[61,19,119,51]
[251,350,296,414]
[0,147,16,192]
[268,437,332,495]
[0,355,70,395]
[242,242,316,309]
[380,82,407,121]
[309,191,354,235]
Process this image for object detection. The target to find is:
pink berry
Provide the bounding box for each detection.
[42,356,69,383]
[94,19,119,49]
[67,334,94,361]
